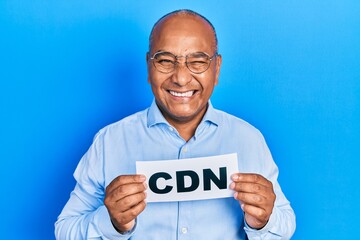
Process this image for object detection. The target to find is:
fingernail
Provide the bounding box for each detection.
[139,174,146,181]
[230,182,235,190]
[231,174,239,181]
[241,203,245,210]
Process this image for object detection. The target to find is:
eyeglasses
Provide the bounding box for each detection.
[149,51,218,74]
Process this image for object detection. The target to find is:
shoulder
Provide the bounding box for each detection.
[93,108,148,141]
[214,109,260,133]
[214,108,263,137]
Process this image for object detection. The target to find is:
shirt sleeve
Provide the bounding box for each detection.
[243,133,296,239]
[54,132,136,240]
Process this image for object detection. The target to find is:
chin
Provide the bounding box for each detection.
[171,110,202,122]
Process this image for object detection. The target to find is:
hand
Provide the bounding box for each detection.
[104,175,147,233]
[230,173,275,229]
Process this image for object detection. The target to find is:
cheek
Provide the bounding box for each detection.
[198,74,217,91]
[148,73,169,92]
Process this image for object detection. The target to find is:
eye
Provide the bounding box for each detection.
[187,53,209,66]
[154,53,176,66]
[187,57,209,69]
[157,59,175,65]
[188,59,207,65]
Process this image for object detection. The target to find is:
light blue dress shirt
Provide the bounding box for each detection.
[55,101,296,239]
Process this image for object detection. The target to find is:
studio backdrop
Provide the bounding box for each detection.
[0,1,359,239]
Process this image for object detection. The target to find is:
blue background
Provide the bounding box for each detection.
[1,1,359,239]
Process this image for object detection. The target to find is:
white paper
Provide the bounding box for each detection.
[136,153,238,202]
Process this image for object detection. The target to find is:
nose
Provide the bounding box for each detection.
[171,60,192,86]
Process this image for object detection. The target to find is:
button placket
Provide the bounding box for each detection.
[177,201,192,239]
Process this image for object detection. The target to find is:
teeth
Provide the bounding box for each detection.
[169,90,194,97]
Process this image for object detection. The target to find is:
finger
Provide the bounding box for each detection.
[113,200,147,227]
[106,175,146,193]
[242,204,269,225]
[231,173,272,187]
[115,192,147,212]
[234,191,268,209]
[107,182,147,202]
[230,182,273,197]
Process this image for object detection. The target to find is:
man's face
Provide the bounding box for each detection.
[147,15,222,125]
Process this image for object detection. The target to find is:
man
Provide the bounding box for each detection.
[55,9,296,239]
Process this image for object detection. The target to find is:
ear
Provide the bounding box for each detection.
[214,54,222,86]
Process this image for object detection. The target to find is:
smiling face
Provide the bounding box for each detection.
[147,14,222,127]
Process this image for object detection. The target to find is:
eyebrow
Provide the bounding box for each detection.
[152,49,168,54]
[154,50,172,55]
[189,52,209,57]
[153,50,211,57]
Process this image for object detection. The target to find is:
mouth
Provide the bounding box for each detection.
[168,90,196,97]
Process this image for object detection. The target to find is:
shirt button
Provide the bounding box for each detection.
[181,227,188,234]
[168,127,173,131]
[182,147,187,153]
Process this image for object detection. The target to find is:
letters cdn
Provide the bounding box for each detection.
[149,167,227,194]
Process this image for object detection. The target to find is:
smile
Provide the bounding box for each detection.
[169,90,195,97]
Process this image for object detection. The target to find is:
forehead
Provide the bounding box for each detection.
[151,14,216,54]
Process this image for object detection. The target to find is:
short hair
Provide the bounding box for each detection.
[149,9,218,52]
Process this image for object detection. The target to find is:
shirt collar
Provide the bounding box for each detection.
[201,101,219,127]
[147,99,220,128]
[147,100,169,128]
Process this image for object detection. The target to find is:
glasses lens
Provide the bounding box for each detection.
[186,52,211,73]
[153,52,176,73]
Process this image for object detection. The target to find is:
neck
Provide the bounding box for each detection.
[168,118,201,142]
[159,104,208,142]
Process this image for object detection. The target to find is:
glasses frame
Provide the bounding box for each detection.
[149,51,218,74]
